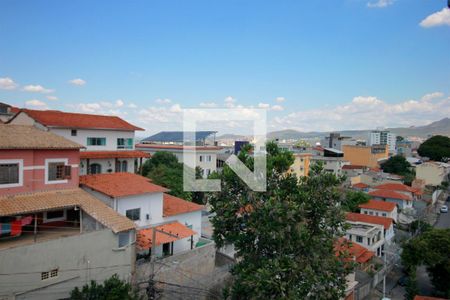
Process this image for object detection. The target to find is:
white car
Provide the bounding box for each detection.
[440,205,448,213]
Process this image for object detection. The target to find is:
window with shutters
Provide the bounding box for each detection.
[45,159,69,184]
[48,162,65,181]
[0,160,23,188]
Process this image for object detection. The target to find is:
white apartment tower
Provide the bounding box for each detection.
[369,130,396,154]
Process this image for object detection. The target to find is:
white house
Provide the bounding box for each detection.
[8,108,149,175]
[80,172,203,257]
[359,199,398,223]
[368,189,413,210]
[345,219,385,257]
[416,161,450,186]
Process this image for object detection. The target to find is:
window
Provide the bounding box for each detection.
[41,272,49,280]
[44,209,66,223]
[87,137,106,146]
[0,163,19,185]
[50,269,58,278]
[118,232,130,247]
[207,155,212,162]
[48,162,70,181]
[41,269,58,281]
[382,213,387,217]
[71,129,77,136]
[117,138,133,149]
[356,236,363,243]
[126,208,140,221]
[121,161,128,172]
[367,238,371,245]
[199,155,203,162]
[89,163,102,174]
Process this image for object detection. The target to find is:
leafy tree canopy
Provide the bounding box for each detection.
[341,190,370,212]
[70,274,139,300]
[380,155,415,185]
[208,142,352,299]
[417,135,450,162]
[401,228,450,298]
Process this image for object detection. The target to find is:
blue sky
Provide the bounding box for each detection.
[1,0,449,134]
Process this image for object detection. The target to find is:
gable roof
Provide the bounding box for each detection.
[0,124,83,150]
[0,189,135,233]
[136,222,196,250]
[12,109,143,131]
[368,189,412,201]
[359,199,397,212]
[374,183,418,194]
[163,194,203,217]
[346,212,393,230]
[80,173,168,198]
[335,238,375,264]
[353,182,369,189]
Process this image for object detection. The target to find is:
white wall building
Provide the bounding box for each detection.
[9,109,149,175]
[359,200,398,223]
[369,130,396,154]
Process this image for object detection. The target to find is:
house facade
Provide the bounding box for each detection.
[289,153,311,177]
[359,200,398,222]
[342,145,388,168]
[8,109,149,175]
[368,189,413,210]
[80,172,203,257]
[346,212,395,246]
[416,161,450,186]
[0,124,136,300]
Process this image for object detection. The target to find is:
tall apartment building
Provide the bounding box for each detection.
[369,130,396,153]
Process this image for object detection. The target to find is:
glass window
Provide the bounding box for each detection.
[41,272,49,280]
[199,155,203,162]
[87,137,106,146]
[121,161,128,172]
[46,210,64,220]
[356,236,363,243]
[0,163,19,185]
[118,232,130,247]
[90,164,102,174]
[71,129,77,136]
[50,269,58,278]
[48,162,65,181]
[126,208,140,221]
[117,138,133,149]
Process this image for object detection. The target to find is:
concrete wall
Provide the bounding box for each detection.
[50,128,135,151]
[136,241,217,300]
[343,145,388,168]
[0,229,134,300]
[416,162,450,186]
[164,211,203,251]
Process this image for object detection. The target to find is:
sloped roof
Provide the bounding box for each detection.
[136,222,196,250]
[0,124,83,149]
[368,189,412,201]
[353,183,369,189]
[136,144,222,151]
[359,199,397,212]
[13,109,143,131]
[163,194,203,217]
[335,238,375,264]
[141,131,216,143]
[80,150,150,159]
[346,212,393,230]
[374,183,419,194]
[80,173,168,198]
[0,189,135,233]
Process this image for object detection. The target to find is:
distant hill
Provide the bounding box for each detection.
[247,117,450,141]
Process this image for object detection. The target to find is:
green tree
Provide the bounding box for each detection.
[208,142,352,299]
[401,229,450,298]
[70,274,139,300]
[380,155,415,185]
[404,268,419,300]
[341,190,370,212]
[417,135,450,162]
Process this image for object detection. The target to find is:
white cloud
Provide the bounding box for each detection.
[271,92,450,132]
[25,99,47,109]
[169,104,182,113]
[128,103,137,108]
[155,98,172,104]
[420,8,450,28]
[367,0,394,8]
[46,95,58,101]
[116,99,124,107]
[23,84,54,94]
[271,105,284,111]
[199,102,218,108]
[275,97,285,103]
[0,77,18,90]
[258,103,270,109]
[68,78,86,86]
[224,96,236,108]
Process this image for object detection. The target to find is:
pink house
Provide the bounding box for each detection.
[0,125,83,196]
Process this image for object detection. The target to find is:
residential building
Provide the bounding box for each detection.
[307,147,350,176]
[344,215,385,257]
[0,124,136,300]
[369,130,396,153]
[289,153,312,177]
[136,144,221,178]
[342,144,389,168]
[416,161,450,186]
[359,200,398,222]
[335,238,375,271]
[372,183,422,201]
[368,189,413,210]
[323,133,358,151]
[346,212,394,245]
[80,172,203,257]
[0,102,19,123]
[8,109,149,175]
[352,182,369,192]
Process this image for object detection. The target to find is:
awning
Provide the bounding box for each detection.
[80,150,150,159]
[136,222,196,250]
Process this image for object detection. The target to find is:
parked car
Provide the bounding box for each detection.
[440,205,448,213]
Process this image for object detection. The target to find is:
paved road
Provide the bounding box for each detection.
[435,206,450,229]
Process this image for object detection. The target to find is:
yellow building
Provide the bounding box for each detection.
[289,153,312,177]
[342,145,388,168]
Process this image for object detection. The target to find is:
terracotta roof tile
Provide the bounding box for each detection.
[359,200,397,212]
[368,189,412,201]
[353,183,369,189]
[0,189,135,233]
[136,222,196,250]
[14,109,143,131]
[80,173,168,198]
[0,124,83,149]
[80,150,150,159]
[346,212,393,230]
[374,183,420,194]
[335,238,375,264]
[163,194,203,217]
